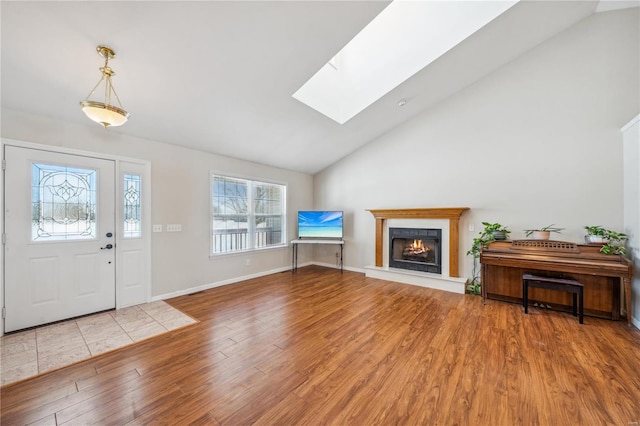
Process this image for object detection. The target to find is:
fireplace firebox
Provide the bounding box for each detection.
[389,228,441,274]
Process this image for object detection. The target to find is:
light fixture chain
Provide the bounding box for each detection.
[110,81,126,109]
[105,76,112,106]
[83,75,106,100]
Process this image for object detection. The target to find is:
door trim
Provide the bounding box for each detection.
[1,138,152,335]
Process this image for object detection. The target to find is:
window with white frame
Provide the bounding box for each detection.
[211,174,286,254]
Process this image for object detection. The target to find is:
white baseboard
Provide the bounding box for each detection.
[310,261,364,273]
[632,315,640,330]
[152,265,294,301]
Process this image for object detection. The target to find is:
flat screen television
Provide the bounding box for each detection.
[297,211,343,239]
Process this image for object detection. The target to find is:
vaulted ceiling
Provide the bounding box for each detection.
[1,1,632,174]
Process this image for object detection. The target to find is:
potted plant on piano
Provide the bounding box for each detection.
[584,225,628,255]
[466,222,511,295]
[601,230,627,255]
[584,225,607,244]
[524,224,564,240]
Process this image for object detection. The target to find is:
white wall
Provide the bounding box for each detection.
[623,114,640,328]
[1,110,314,298]
[313,9,640,279]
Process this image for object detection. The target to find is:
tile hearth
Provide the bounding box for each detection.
[0,301,197,386]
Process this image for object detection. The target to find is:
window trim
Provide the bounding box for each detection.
[210,172,287,256]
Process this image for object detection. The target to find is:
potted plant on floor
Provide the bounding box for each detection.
[524,224,564,240]
[584,225,628,255]
[466,222,510,295]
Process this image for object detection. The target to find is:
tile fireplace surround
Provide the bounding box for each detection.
[366,207,470,294]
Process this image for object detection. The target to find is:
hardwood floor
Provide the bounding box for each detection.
[2,265,640,425]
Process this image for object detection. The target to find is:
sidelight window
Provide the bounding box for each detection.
[123,174,142,238]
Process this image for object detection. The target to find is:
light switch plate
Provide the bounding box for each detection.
[153,224,163,233]
[167,224,182,232]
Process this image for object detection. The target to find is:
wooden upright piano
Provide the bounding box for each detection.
[480,240,634,325]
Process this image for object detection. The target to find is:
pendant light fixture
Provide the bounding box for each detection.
[80,45,130,128]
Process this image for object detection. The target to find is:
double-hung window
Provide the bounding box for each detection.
[211,174,286,254]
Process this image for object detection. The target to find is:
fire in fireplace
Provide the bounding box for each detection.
[389,228,442,274]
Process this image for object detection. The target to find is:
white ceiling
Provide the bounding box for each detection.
[1,1,629,174]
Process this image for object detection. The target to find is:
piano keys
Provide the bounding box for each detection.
[480,239,634,325]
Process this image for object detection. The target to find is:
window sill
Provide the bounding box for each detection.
[209,243,288,259]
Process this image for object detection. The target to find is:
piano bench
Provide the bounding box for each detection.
[522,273,584,324]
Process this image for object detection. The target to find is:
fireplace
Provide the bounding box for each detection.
[366,208,469,294]
[389,228,442,274]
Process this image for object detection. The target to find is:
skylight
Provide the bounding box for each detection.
[293,0,520,124]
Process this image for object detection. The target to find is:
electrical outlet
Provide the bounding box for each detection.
[245,258,251,266]
[166,224,182,232]
[153,224,163,233]
[468,224,475,232]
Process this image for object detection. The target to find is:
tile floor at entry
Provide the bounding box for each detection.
[0,301,197,386]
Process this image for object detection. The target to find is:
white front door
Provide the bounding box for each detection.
[4,146,116,332]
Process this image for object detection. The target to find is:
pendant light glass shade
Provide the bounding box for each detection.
[80,100,129,127]
[80,46,130,128]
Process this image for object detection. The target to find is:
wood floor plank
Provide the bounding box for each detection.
[214,370,308,425]
[124,384,244,425]
[25,413,57,426]
[251,391,309,426]
[57,383,184,425]
[2,265,640,425]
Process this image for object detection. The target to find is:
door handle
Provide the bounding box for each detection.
[100,244,114,250]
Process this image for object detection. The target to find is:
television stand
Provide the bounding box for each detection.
[291,239,344,272]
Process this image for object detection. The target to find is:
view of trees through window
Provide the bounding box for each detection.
[211,175,286,254]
